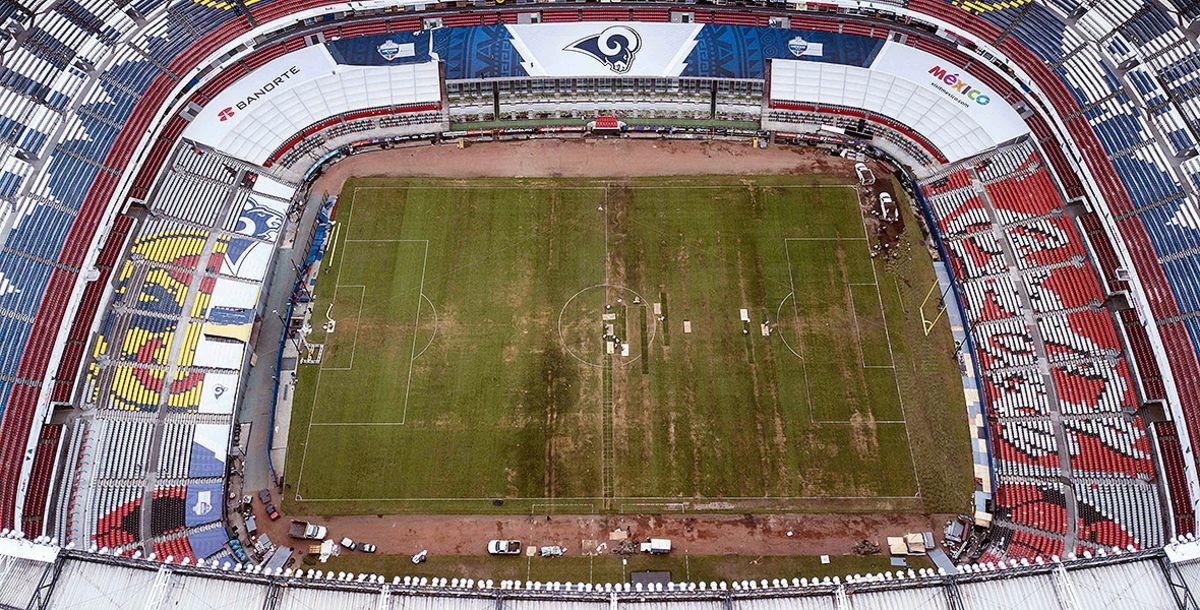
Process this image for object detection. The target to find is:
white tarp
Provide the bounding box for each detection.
[193,334,245,369]
[184,45,440,164]
[198,372,239,414]
[221,240,272,283]
[193,424,229,465]
[770,42,1029,162]
[252,175,296,201]
[209,277,260,310]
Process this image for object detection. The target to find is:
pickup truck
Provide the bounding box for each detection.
[487,540,522,555]
[288,520,327,540]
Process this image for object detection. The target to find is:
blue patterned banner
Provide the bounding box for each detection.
[324,23,885,79]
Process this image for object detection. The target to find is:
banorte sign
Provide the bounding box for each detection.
[216,65,301,122]
[927,65,991,106]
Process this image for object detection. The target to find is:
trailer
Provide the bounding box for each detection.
[640,539,672,554]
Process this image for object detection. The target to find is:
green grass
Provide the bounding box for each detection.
[284,176,972,516]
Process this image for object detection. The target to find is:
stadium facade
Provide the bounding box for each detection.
[0,0,1199,604]
[3,535,1200,608]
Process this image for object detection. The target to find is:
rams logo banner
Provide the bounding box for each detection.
[564,26,643,74]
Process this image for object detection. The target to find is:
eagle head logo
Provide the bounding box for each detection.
[564,26,642,74]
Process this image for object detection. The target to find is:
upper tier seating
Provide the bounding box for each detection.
[64,146,275,556]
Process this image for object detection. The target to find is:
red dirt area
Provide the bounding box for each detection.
[309,138,859,193]
[252,503,951,557]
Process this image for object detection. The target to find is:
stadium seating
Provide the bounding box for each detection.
[152,533,195,563]
[1052,360,1136,415]
[995,481,1069,535]
[1023,265,1103,314]
[962,276,1024,322]
[921,1,1200,542]
[52,215,134,404]
[986,524,1066,562]
[1075,481,1163,548]
[90,488,140,552]
[95,418,154,480]
[1154,421,1196,534]
[59,143,275,557]
[20,423,62,538]
[985,369,1050,418]
[1064,416,1155,479]
[149,486,186,538]
[919,140,1162,557]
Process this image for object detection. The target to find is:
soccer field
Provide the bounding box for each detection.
[285,176,972,515]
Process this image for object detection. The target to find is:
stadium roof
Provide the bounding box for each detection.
[2,539,1200,609]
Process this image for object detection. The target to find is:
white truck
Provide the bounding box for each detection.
[288,520,327,540]
[640,538,672,555]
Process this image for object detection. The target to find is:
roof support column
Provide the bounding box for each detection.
[1051,563,1082,610]
[1158,555,1200,610]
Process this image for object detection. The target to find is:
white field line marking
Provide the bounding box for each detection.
[301,183,912,500]
[315,419,911,427]
[312,239,430,423]
[318,285,365,372]
[310,422,422,427]
[785,237,868,241]
[351,184,858,190]
[556,283,656,369]
[782,201,910,428]
[854,187,920,497]
[604,185,609,287]
[845,285,893,370]
[296,185,360,498]
[782,240,817,424]
[774,293,804,360]
[558,286,607,369]
[413,293,438,360]
[325,223,340,264]
[530,502,597,515]
[602,183,611,504]
[399,240,430,425]
[295,494,921,502]
[621,503,687,514]
[855,202,900,372]
[847,282,867,368]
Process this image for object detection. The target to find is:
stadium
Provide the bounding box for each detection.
[1,0,1200,606]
